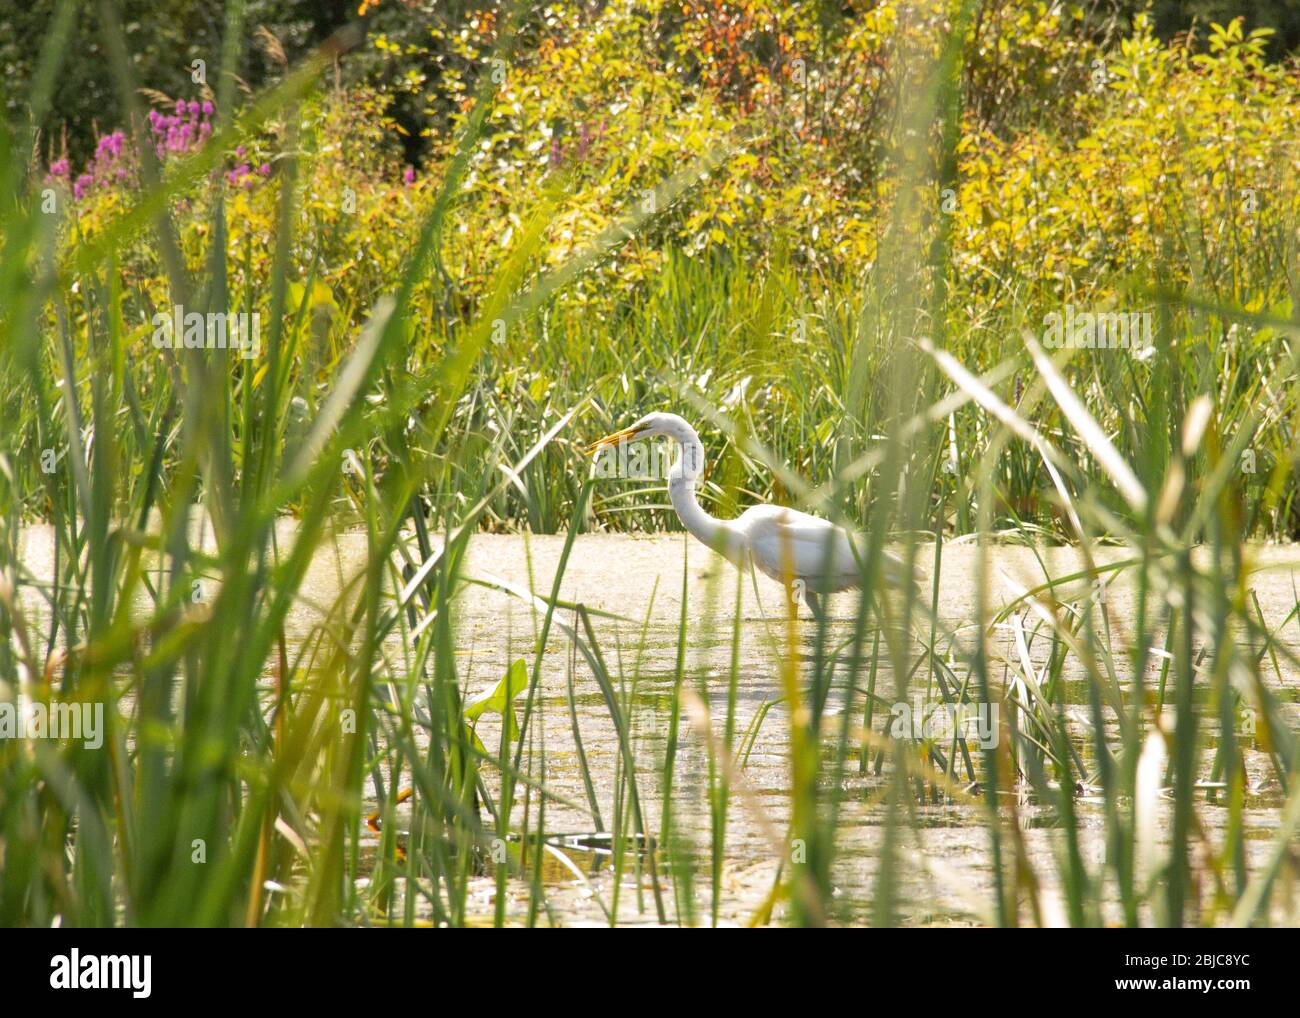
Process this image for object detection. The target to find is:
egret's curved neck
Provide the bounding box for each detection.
[666,426,734,559]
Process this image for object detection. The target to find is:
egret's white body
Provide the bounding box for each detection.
[589,412,911,618]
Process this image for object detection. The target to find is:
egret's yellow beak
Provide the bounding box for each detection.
[586,422,648,455]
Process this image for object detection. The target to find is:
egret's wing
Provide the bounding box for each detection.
[742,508,861,591]
[742,506,915,591]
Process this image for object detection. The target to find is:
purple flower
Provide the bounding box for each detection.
[58,96,222,200]
[98,131,125,158]
[403,166,415,185]
[259,163,271,177]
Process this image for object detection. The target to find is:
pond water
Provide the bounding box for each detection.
[13,527,1300,926]
[429,534,1300,925]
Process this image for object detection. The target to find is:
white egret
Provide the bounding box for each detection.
[587,412,914,620]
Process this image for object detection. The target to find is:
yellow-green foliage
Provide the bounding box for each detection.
[955,15,1298,303]
[56,6,1298,336]
[34,4,1300,535]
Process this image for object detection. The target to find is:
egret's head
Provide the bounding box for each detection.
[586,412,693,454]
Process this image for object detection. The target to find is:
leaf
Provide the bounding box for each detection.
[464,723,487,756]
[287,279,339,318]
[463,658,530,739]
